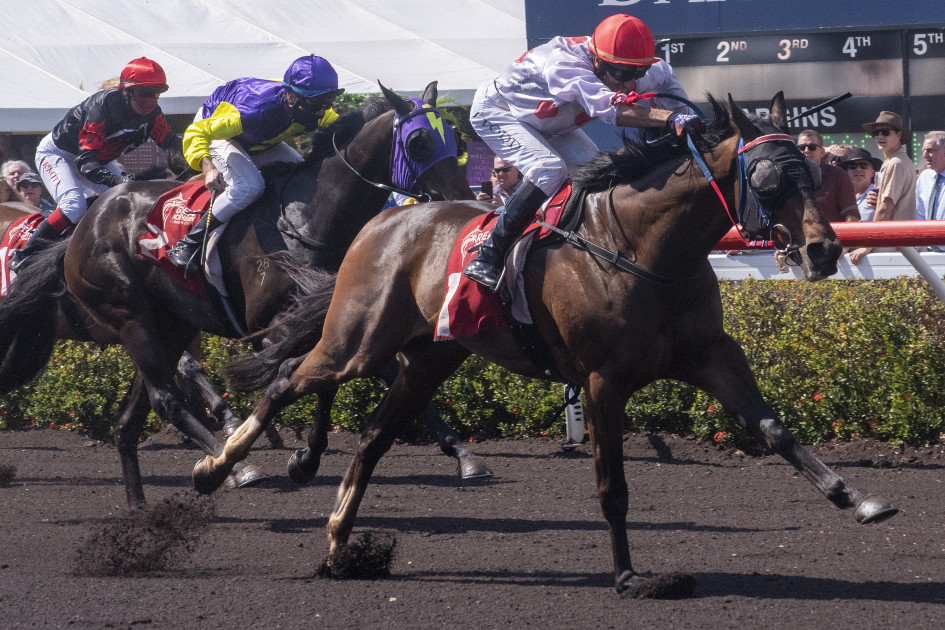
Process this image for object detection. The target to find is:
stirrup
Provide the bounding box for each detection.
[462,257,504,292]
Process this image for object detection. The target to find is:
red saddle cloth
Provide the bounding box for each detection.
[137,181,213,297]
[1,212,45,297]
[434,183,571,340]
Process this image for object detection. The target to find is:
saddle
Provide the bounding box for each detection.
[0,212,45,297]
[435,182,587,379]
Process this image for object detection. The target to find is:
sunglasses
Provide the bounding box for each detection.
[600,61,649,82]
[871,128,894,137]
[492,166,513,174]
[132,89,162,99]
[298,97,332,113]
[17,182,41,190]
[797,143,822,151]
[843,162,873,170]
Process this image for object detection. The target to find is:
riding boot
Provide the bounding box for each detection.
[462,181,548,291]
[166,213,222,275]
[8,216,71,272]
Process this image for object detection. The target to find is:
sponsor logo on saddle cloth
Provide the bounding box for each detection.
[0,212,45,297]
[136,180,214,297]
[435,183,572,340]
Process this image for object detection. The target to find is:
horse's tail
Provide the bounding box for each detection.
[225,260,337,391]
[0,240,70,392]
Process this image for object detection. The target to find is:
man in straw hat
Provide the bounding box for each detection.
[849,111,917,264]
[838,147,882,221]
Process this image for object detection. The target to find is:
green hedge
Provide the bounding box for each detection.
[3,278,945,448]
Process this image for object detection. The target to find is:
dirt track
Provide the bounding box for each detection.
[1,426,943,629]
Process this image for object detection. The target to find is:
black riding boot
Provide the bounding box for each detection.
[166,213,221,275]
[462,181,548,291]
[8,218,69,272]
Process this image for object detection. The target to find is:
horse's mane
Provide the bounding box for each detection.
[571,93,735,194]
[306,96,395,163]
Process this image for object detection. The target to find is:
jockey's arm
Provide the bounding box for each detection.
[200,157,226,193]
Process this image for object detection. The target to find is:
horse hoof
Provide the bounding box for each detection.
[458,457,494,480]
[617,571,696,599]
[234,464,270,488]
[193,457,231,495]
[855,496,899,524]
[223,417,243,438]
[224,474,238,490]
[287,449,317,484]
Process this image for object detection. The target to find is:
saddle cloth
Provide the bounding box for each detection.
[434,183,572,340]
[0,212,45,297]
[136,181,226,298]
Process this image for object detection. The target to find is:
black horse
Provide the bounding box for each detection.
[1,82,489,507]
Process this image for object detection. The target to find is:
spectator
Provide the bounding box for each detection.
[849,111,918,265]
[14,172,55,215]
[168,54,344,274]
[9,57,182,272]
[476,156,522,207]
[2,159,32,190]
[796,130,859,223]
[915,131,945,252]
[464,13,700,291]
[839,147,882,222]
[0,177,25,204]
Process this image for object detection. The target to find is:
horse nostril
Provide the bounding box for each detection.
[806,240,842,268]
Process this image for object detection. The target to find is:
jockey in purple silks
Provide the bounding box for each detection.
[464,14,702,291]
[168,55,345,273]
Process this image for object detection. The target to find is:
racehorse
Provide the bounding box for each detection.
[193,93,898,593]
[2,82,487,508]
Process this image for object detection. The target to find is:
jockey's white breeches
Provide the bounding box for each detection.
[34,133,123,225]
[470,82,599,196]
[199,114,303,223]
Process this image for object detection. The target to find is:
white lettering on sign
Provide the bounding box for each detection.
[913,32,944,56]
[660,42,686,64]
[716,40,746,63]
[598,1,725,6]
[778,38,808,60]
[842,36,872,58]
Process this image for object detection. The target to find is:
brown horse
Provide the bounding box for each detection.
[4,82,486,508]
[195,93,898,593]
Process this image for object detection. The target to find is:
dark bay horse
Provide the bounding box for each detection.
[195,93,898,593]
[4,82,486,507]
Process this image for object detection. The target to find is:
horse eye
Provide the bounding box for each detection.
[749,160,782,198]
[406,129,435,162]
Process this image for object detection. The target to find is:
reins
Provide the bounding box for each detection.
[331,132,432,203]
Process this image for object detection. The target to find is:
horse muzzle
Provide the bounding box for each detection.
[799,237,842,280]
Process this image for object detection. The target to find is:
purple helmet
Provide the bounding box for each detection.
[282,55,345,99]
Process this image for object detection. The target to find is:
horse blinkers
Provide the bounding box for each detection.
[405,128,436,163]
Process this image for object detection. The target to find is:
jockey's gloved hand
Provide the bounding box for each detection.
[668,113,704,136]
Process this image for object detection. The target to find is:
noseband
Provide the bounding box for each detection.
[687,132,813,264]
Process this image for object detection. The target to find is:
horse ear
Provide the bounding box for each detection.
[768,91,788,130]
[421,81,438,106]
[378,81,413,117]
[728,93,755,139]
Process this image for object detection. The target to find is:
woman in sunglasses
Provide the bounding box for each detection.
[465,13,701,291]
[167,55,344,272]
[11,58,182,271]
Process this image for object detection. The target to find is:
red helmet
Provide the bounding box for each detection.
[589,14,657,66]
[119,57,169,92]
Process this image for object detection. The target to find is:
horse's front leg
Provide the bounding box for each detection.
[113,370,154,508]
[584,370,637,593]
[677,332,898,524]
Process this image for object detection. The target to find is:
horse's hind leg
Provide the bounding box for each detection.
[677,332,898,524]
[376,358,492,480]
[328,340,470,554]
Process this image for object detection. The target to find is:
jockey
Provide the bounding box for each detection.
[10,57,182,272]
[167,54,345,273]
[464,13,702,291]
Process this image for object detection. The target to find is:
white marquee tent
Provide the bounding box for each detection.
[0,0,527,133]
